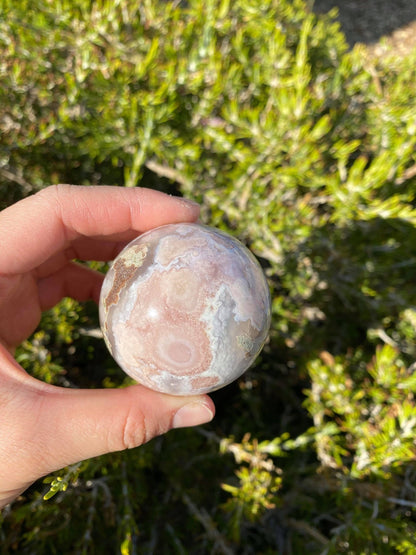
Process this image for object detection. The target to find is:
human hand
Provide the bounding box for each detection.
[0,185,215,508]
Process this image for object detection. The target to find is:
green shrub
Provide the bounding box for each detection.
[2,0,416,553]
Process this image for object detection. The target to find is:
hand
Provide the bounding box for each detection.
[0,185,215,508]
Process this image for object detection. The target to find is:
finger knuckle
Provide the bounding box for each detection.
[116,406,148,451]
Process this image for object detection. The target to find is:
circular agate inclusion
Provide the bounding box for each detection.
[99,223,271,395]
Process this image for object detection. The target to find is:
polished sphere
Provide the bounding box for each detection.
[99,223,271,395]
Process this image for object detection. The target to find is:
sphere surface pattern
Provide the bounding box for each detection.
[99,223,271,395]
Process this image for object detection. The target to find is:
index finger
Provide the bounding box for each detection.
[0,185,200,275]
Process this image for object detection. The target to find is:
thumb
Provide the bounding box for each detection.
[0,344,215,506]
[35,385,215,475]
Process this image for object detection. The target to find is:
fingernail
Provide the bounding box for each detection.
[172,402,214,429]
[180,198,200,210]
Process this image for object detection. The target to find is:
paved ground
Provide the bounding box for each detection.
[312,0,416,56]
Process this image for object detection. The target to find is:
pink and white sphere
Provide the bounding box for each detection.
[99,223,271,395]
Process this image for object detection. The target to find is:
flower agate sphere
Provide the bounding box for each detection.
[99,223,271,395]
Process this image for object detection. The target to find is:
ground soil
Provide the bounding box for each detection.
[312,0,416,56]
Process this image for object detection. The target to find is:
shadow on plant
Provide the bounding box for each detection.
[290,216,416,358]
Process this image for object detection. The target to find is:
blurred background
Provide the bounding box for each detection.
[1,1,416,553]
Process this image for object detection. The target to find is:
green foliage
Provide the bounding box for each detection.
[305,345,416,479]
[42,463,84,501]
[2,0,416,553]
[220,434,284,540]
